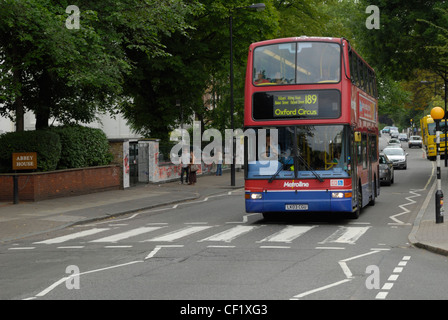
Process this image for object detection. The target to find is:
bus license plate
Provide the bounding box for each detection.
[285,204,308,211]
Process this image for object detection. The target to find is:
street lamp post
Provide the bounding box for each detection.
[444,71,447,168]
[229,3,265,186]
[431,106,445,224]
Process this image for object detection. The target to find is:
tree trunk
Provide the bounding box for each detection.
[14,94,24,132]
[11,45,24,132]
[35,70,51,130]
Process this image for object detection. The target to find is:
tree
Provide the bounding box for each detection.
[120,0,279,140]
[0,0,199,130]
[357,0,448,80]
[352,1,448,126]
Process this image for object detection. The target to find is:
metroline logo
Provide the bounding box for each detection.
[283,181,310,188]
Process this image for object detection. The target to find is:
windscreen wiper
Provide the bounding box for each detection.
[295,152,324,182]
[268,161,293,183]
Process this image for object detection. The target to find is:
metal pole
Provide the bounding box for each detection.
[229,13,235,187]
[445,72,447,167]
[435,119,444,223]
[13,175,19,204]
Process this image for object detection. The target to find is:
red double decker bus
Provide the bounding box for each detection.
[244,37,379,219]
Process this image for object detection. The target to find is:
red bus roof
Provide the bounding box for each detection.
[250,36,343,48]
[249,36,375,72]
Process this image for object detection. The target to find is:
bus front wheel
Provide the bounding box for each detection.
[351,183,362,219]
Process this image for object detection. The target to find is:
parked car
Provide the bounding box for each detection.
[382,147,408,169]
[379,153,394,186]
[398,133,408,142]
[408,135,423,148]
[388,138,402,147]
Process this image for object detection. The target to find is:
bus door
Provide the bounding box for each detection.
[362,133,373,204]
[353,129,361,210]
[367,134,373,200]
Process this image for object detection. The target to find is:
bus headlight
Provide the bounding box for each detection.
[250,193,263,200]
[332,192,344,198]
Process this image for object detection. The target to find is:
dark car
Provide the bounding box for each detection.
[379,153,394,185]
[408,135,422,148]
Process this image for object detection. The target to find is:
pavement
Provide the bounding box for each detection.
[0,168,448,256]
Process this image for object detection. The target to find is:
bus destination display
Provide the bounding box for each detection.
[273,93,318,117]
[252,90,341,120]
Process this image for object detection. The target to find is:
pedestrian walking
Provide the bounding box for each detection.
[188,152,199,185]
[216,150,222,176]
[180,149,189,184]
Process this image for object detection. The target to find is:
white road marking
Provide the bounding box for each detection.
[259,246,290,249]
[105,246,133,248]
[57,246,85,249]
[319,226,371,245]
[258,225,316,243]
[34,228,110,244]
[292,250,381,299]
[291,279,352,300]
[207,245,235,248]
[376,256,411,300]
[90,226,163,243]
[389,189,421,225]
[145,226,212,242]
[226,213,260,224]
[199,225,258,243]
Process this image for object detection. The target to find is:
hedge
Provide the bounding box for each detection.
[0,125,113,173]
[0,130,61,172]
[49,125,113,169]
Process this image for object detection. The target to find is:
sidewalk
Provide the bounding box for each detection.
[408,167,448,256]
[1,168,448,256]
[0,170,245,243]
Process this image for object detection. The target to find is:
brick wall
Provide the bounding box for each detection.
[0,165,120,202]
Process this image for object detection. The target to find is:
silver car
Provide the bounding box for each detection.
[390,129,399,138]
[382,147,408,169]
[379,153,394,185]
[408,135,422,148]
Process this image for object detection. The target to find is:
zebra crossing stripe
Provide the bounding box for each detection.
[90,226,163,243]
[319,226,371,245]
[33,228,110,244]
[199,225,258,242]
[258,225,316,243]
[30,225,372,246]
[144,226,212,242]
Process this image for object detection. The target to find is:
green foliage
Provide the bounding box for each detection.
[0,0,202,129]
[0,126,112,173]
[48,125,113,169]
[0,130,61,173]
[120,0,279,140]
[357,0,448,80]
[6,0,441,141]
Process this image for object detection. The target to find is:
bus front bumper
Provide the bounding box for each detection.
[245,191,353,213]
